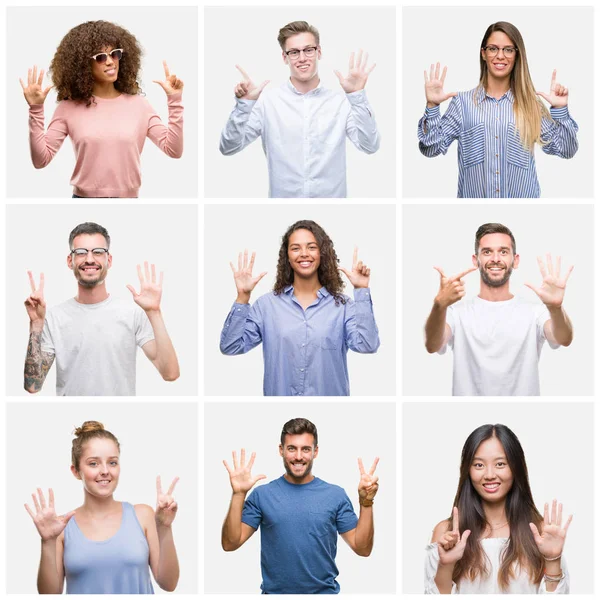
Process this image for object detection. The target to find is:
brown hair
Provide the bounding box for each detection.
[474,223,516,255]
[50,20,143,106]
[277,21,320,51]
[71,421,120,470]
[477,22,550,151]
[280,418,318,447]
[273,220,346,305]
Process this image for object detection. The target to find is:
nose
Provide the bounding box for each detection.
[484,465,496,479]
[294,449,303,460]
[300,247,309,257]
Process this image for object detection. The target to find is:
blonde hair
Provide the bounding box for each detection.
[277,21,320,51]
[477,22,550,152]
[71,421,120,470]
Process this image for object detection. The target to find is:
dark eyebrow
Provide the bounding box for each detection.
[480,246,511,252]
[288,45,314,52]
[473,455,507,461]
[86,456,119,460]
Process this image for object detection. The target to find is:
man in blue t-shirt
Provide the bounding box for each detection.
[221,417,380,594]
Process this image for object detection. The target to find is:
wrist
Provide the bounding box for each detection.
[144,307,163,318]
[547,304,564,313]
[427,101,439,108]
[29,320,44,333]
[236,292,251,304]
[358,496,374,507]
[155,519,173,530]
[41,535,59,544]
[232,490,248,499]
[433,297,448,311]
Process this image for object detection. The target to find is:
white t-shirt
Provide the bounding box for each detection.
[41,296,154,396]
[439,295,559,396]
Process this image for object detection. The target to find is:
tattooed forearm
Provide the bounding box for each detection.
[24,331,54,393]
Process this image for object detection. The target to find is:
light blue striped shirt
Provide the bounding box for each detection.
[220,286,380,396]
[418,87,578,198]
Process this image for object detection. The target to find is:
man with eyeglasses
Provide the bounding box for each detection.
[219,20,380,198]
[23,222,180,395]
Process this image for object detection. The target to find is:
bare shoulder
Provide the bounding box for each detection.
[431,518,451,543]
[134,503,155,528]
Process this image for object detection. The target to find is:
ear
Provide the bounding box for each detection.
[313,445,319,459]
[70,464,81,480]
[282,51,288,65]
[279,444,284,457]
[513,253,520,269]
[107,253,113,269]
[67,254,74,270]
[472,254,479,268]
[317,46,322,61]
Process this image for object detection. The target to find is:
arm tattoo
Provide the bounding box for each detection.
[24,331,55,392]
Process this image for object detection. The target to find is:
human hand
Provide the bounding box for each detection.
[126,262,163,313]
[153,60,184,95]
[223,449,266,495]
[230,250,267,300]
[536,70,568,109]
[339,247,370,289]
[25,271,46,328]
[424,63,457,108]
[24,488,75,541]
[433,265,477,309]
[357,457,379,502]
[437,507,471,566]
[529,499,572,560]
[20,66,53,106]
[233,65,269,100]
[334,49,376,94]
[525,255,573,309]
[155,475,179,527]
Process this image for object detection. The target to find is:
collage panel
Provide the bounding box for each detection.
[204,401,396,594]
[6,401,198,594]
[6,204,198,397]
[402,203,593,397]
[402,5,592,199]
[204,203,396,397]
[204,5,396,199]
[402,401,594,594]
[7,5,198,199]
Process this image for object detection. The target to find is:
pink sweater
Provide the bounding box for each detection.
[28,92,183,198]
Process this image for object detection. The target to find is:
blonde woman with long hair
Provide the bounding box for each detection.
[418,21,578,198]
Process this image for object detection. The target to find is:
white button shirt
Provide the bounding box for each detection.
[219,81,380,198]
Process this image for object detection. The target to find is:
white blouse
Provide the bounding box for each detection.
[425,538,569,594]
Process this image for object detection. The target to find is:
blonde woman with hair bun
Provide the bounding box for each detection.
[24,421,180,594]
[419,21,578,198]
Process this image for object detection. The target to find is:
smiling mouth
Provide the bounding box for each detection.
[298,261,313,267]
[96,479,112,485]
[482,482,500,492]
[105,68,116,75]
[297,64,310,71]
[81,266,100,272]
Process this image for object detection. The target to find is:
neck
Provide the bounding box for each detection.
[478,280,513,302]
[292,274,321,296]
[284,473,315,485]
[485,75,511,99]
[92,81,120,99]
[290,74,320,95]
[482,500,508,525]
[81,491,119,515]
[75,283,109,304]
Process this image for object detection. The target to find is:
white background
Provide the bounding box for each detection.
[204,401,396,594]
[6,6,199,198]
[402,402,594,594]
[402,6,594,198]
[204,6,396,198]
[402,203,594,396]
[6,401,198,594]
[5,204,198,396]
[204,204,396,396]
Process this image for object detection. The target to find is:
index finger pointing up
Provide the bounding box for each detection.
[28,270,36,293]
[368,457,379,475]
[352,247,358,268]
[156,475,163,495]
[357,457,365,474]
[550,69,557,90]
[235,64,250,80]
[167,476,180,495]
[452,506,459,532]
[163,60,170,78]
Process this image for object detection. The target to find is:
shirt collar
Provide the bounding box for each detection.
[286,78,324,97]
[283,285,330,298]
[479,86,514,103]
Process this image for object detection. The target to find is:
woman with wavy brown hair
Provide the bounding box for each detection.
[24,421,180,594]
[220,219,380,396]
[426,424,572,594]
[20,20,184,198]
[418,21,578,198]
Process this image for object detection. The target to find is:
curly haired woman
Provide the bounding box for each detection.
[219,220,380,396]
[20,20,184,198]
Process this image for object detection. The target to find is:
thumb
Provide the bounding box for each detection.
[334,69,344,84]
[255,271,268,284]
[126,284,137,297]
[153,80,168,93]
[536,91,550,103]
[43,85,53,97]
[529,522,542,542]
[254,474,267,484]
[339,266,351,279]
[460,529,471,544]
[523,282,539,295]
[445,91,458,99]
[257,80,270,93]
[62,510,76,523]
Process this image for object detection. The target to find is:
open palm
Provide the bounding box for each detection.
[525,254,573,308]
[529,499,572,559]
[223,449,266,494]
[24,488,75,541]
[20,65,52,106]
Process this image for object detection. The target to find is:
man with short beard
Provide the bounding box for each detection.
[23,222,179,395]
[424,222,573,395]
[221,418,379,594]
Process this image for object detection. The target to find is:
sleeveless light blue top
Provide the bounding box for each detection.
[63,501,154,594]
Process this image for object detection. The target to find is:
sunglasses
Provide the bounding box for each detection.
[90,49,124,63]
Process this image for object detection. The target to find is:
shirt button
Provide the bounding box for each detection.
[495,136,498,139]
[300,368,305,372]
[236,308,241,312]
[301,343,305,347]
[496,171,499,174]
[496,189,500,193]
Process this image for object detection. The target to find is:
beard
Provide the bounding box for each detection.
[74,264,107,288]
[478,260,513,287]
[283,457,314,482]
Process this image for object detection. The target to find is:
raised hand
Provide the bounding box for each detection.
[155,475,179,527]
[153,60,184,95]
[24,488,75,541]
[223,449,266,495]
[234,65,269,101]
[525,255,573,308]
[536,70,568,109]
[424,63,457,108]
[437,507,471,565]
[339,247,370,289]
[126,262,163,313]
[25,271,46,326]
[19,65,53,106]
[433,265,477,309]
[529,499,572,559]
[357,457,379,502]
[230,250,267,298]
[334,49,376,93]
